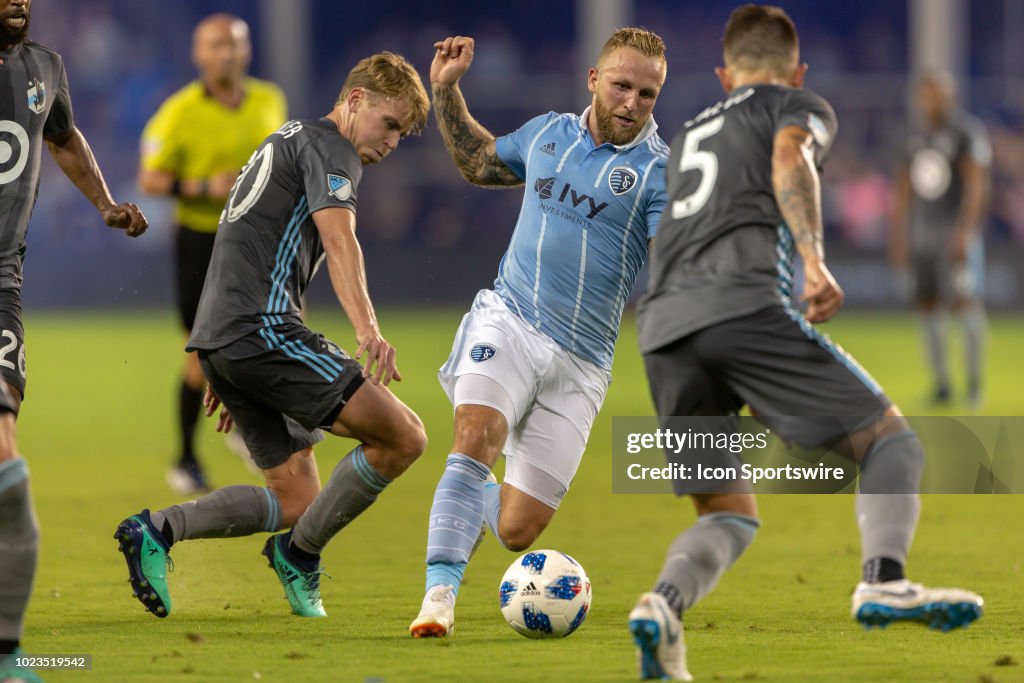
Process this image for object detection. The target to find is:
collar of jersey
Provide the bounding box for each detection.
[578,106,659,152]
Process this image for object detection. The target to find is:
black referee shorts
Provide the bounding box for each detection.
[175,225,217,331]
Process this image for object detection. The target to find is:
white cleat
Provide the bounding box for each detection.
[628,592,693,681]
[852,579,984,632]
[410,584,456,638]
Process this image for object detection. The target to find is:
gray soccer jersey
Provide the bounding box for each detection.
[638,85,837,353]
[0,40,74,289]
[904,112,990,254]
[188,118,362,350]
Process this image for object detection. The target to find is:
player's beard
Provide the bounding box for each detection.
[0,13,30,47]
[593,95,645,146]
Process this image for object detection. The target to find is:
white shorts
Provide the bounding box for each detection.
[439,289,611,509]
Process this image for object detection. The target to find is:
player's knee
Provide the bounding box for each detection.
[266,450,321,526]
[452,407,507,462]
[497,517,543,552]
[391,414,428,472]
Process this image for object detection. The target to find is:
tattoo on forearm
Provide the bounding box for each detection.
[434,86,520,187]
[776,160,823,258]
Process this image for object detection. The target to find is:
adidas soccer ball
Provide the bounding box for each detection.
[498,549,592,639]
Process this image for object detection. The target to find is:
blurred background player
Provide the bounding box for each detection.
[115,52,430,620]
[138,13,287,495]
[410,30,668,638]
[0,0,147,679]
[889,71,991,408]
[633,5,983,680]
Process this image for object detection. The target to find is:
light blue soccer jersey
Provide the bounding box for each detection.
[493,108,669,370]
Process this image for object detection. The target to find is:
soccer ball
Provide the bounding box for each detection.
[498,549,592,639]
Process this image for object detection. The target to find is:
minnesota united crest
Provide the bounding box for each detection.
[327,173,351,201]
[608,166,638,195]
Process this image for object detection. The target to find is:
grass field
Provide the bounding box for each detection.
[15,308,1024,683]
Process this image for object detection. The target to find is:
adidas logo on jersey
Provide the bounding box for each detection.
[521,581,541,596]
[539,142,556,156]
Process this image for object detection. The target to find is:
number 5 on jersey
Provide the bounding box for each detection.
[671,116,724,220]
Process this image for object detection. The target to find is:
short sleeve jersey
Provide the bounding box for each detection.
[638,85,838,354]
[0,40,74,289]
[493,108,669,371]
[140,78,287,233]
[187,118,362,350]
[904,111,990,253]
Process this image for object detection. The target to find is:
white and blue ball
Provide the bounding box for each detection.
[498,549,592,639]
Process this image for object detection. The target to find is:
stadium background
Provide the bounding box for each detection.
[25,0,1024,311]
[15,2,1024,682]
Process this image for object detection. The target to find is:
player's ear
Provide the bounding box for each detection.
[715,66,731,93]
[346,87,364,112]
[587,67,599,95]
[791,63,808,88]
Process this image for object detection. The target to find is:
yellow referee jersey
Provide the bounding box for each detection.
[140,78,287,233]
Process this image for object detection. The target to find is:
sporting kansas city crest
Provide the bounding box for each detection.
[327,173,352,201]
[27,79,45,115]
[608,166,638,195]
[470,344,496,362]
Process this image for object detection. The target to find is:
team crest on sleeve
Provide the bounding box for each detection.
[608,166,639,195]
[27,79,45,115]
[327,173,352,201]
[470,344,496,362]
[807,113,831,148]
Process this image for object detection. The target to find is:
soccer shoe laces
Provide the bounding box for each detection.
[301,567,332,593]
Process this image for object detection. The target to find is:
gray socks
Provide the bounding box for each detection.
[857,431,924,566]
[0,460,38,641]
[291,446,390,556]
[923,312,950,390]
[961,304,986,390]
[151,485,283,543]
[654,512,759,617]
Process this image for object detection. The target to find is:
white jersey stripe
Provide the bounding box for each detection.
[531,213,548,317]
[594,152,621,189]
[555,137,583,173]
[569,228,589,351]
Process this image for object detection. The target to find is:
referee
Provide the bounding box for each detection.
[138,13,286,495]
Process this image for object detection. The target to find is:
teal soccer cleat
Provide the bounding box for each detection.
[853,579,983,631]
[628,592,693,681]
[0,648,46,682]
[262,534,328,617]
[113,509,173,618]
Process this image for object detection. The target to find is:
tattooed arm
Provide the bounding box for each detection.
[772,125,843,322]
[430,36,522,188]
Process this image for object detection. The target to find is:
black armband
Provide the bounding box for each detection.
[170,179,182,197]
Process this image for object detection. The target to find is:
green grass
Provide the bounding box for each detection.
[16,309,1024,682]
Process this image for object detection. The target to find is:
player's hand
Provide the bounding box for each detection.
[431,36,475,88]
[102,202,148,237]
[355,330,402,386]
[203,386,234,433]
[801,259,844,323]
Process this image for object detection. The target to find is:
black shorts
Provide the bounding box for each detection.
[175,226,217,331]
[0,288,27,401]
[197,323,365,469]
[644,304,891,453]
[909,245,984,306]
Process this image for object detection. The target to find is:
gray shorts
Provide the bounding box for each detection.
[644,305,890,493]
[198,323,365,469]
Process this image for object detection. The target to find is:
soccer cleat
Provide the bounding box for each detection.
[0,648,46,683]
[165,464,210,497]
[852,579,983,631]
[629,592,693,681]
[409,585,456,638]
[113,510,173,618]
[262,534,327,617]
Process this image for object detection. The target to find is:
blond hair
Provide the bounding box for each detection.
[598,27,666,64]
[337,52,430,135]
